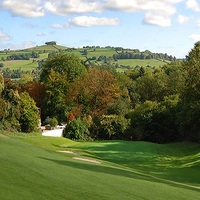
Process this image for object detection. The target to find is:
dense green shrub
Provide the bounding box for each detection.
[63,118,90,141]
[91,115,130,140]
[49,117,58,128]
[127,95,180,143]
[19,92,39,133]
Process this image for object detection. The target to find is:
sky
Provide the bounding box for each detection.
[0,0,200,58]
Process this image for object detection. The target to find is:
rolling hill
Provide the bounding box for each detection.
[0,44,173,73]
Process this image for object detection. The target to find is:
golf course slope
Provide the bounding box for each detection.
[0,134,199,200]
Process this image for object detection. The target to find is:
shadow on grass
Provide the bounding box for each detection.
[39,156,145,180]
[69,141,200,186]
[39,156,200,192]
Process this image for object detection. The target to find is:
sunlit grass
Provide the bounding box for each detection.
[0,132,199,200]
[68,140,200,186]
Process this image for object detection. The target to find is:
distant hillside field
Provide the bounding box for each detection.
[27,44,68,51]
[0,132,199,200]
[0,45,172,72]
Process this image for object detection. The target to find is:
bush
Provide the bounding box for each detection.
[19,92,39,133]
[0,63,4,68]
[49,117,58,128]
[91,115,130,140]
[128,96,180,143]
[63,118,90,141]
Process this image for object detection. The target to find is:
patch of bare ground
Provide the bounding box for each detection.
[0,133,9,139]
[4,60,24,66]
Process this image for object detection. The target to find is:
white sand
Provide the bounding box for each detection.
[73,157,101,164]
[57,150,77,154]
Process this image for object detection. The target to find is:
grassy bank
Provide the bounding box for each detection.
[0,132,199,200]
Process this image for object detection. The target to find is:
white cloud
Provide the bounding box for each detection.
[186,0,200,12]
[51,23,69,29]
[1,0,44,17]
[44,0,103,15]
[37,32,46,36]
[0,40,36,50]
[143,12,171,27]
[178,14,190,24]
[105,0,182,27]
[23,40,37,49]
[51,16,119,28]
[18,41,37,49]
[189,34,200,41]
[68,16,119,27]
[0,0,184,27]
[0,31,11,41]
[105,0,181,12]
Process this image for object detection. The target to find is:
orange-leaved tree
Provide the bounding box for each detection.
[67,67,121,117]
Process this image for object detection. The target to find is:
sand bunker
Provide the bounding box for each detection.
[57,150,101,164]
[73,157,101,164]
[57,150,77,154]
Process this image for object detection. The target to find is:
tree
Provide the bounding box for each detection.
[178,42,200,141]
[22,81,45,108]
[39,53,86,122]
[20,74,34,86]
[67,67,121,117]
[127,96,180,143]
[1,79,21,131]
[0,98,6,122]
[135,69,169,103]
[114,72,138,107]
[162,62,186,95]
[45,41,57,45]
[40,53,86,83]
[91,115,130,140]
[0,73,4,95]
[41,70,69,122]
[19,92,39,133]
[66,112,75,124]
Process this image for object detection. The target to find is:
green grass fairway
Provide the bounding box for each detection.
[75,141,200,187]
[0,133,199,200]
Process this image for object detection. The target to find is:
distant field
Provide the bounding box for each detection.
[0,132,199,200]
[0,45,170,72]
[3,59,38,71]
[87,48,116,57]
[116,59,169,68]
[27,44,68,51]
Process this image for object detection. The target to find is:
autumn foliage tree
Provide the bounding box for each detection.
[22,81,45,107]
[67,67,121,117]
[66,112,75,124]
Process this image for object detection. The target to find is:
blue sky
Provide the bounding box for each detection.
[0,0,200,58]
